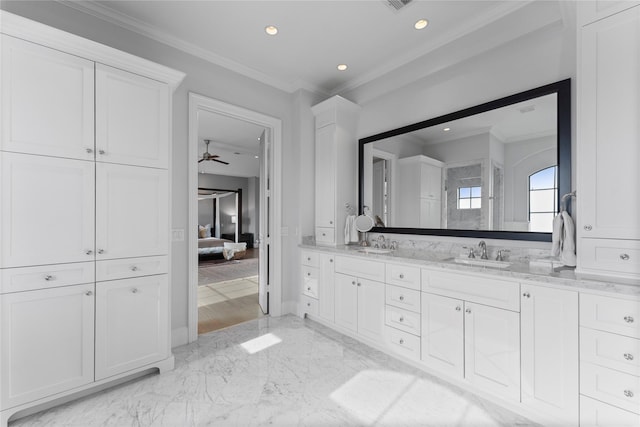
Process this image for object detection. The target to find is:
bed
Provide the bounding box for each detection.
[198,236,234,258]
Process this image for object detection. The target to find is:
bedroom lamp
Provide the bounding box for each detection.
[231,215,237,224]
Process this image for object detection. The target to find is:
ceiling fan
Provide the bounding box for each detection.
[198,139,229,165]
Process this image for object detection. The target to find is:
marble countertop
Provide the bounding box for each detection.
[300,243,640,298]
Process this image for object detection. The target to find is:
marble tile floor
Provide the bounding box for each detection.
[10,315,538,427]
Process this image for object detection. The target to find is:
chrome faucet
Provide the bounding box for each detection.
[478,241,488,260]
[377,235,388,249]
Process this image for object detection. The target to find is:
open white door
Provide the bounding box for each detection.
[258,130,269,314]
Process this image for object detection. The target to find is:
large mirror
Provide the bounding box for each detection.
[359,79,570,242]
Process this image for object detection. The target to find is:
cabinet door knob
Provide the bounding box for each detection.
[86,148,93,154]
[620,253,630,261]
[584,225,592,231]
[330,259,333,263]
[523,292,531,298]
[399,316,404,322]
[322,233,326,236]
[307,272,311,276]
[624,390,634,398]
[455,306,461,311]
[399,339,404,345]
[307,286,311,291]
[307,302,311,307]
[399,273,404,279]
[131,288,139,294]
[399,295,405,301]
[131,266,138,271]
[465,308,471,314]
[44,275,54,281]
[624,353,634,361]
[85,249,93,255]
[97,249,105,254]
[307,257,311,261]
[98,149,106,155]
[624,316,634,323]
[329,221,333,225]
[85,291,93,296]
[357,282,361,287]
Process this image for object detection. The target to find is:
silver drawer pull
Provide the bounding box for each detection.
[85,291,93,296]
[307,286,311,291]
[85,249,93,255]
[44,275,54,281]
[307,257,311,261]
[86,148,93,154]
[465,308,472,314]
[399,274,404,279]
[624,353,634,361]
[307,302,311,307]
[620,254,630,261]
[455,306,461,311]
[98,149,106,155]
[330,259,333,263]
[624,316,635,323]
[624,390,634,398]
[399,316,404,322]
[131,266,138,271]
[307,272,311,276]
[329,221,333,225]
[357,282,361,287]
[584,225,592,231]
[399,295,405,301]
[352,281,356,285]
[97,249,105,254]
[322,233,326,236]
[399,339,404,345]
[132,288,138,294]
[523,292,531,298]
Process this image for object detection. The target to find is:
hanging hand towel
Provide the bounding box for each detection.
[560,211,577,267]
[551,212,564,257]
[344,215,357,244]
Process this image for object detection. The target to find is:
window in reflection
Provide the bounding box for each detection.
[528,166,558,232]
[457,186,482,210]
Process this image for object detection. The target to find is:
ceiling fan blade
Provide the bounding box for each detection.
[198,158,205,163]
[213,159,229,165]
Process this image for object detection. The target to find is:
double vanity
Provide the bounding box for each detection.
[299,241,640,427]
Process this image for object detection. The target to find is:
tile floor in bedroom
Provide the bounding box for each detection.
[10,315,537,427]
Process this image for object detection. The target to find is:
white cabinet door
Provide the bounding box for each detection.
[521,284,579,425]
[96,64,169,169]
[421,292,464,378]
[95,275,169,380]
[315,124,336,228]
[334,273,357,332]
[318,253,336,323]
[357,278,385,342]
[0,284,95,409]
[95,163,169,260]
[579,6,640,239]
[1,35,95,161]
[0,153,95,268]
[464,302,520,401]
[420,162,441,200]
[419,198,441,228]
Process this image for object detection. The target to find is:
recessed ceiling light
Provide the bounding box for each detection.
[414,19,429,30]
[443,127,451,132]
[254,155,259,159]
[337,64,348,71]
[265,25,278,36]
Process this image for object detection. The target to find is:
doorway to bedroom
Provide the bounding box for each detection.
[195,113,268,335]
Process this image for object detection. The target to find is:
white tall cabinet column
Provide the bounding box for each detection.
[311,96,360,246]
[577,3,640,279]
[0,12,184,427]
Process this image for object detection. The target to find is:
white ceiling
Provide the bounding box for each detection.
[62,0,565,96]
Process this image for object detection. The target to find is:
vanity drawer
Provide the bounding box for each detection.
[301,294,318,317]
[301,250,319,268]
[385,284,421,313]
[581,327,640,376]
[384,326,421,362]
[580,395,640,427]
[302,266,318,298]
[581,238,640,276]
[335,256,385,282]
[581,362,640,414]
[0,262,94,294]
[385,263,420,291]
[581,293,640,339]
[385,306,420,336]
[315,227,335,245]
[422,270,520,312]
[96,256,168,282]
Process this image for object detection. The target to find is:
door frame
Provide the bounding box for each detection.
[187,92,282,343]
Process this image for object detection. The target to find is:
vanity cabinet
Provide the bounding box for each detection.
[396,155,443,228]
[577,3,640,278]
[0,14,183,426]
[520,284,579,425]
[384,263,422,361]
[311,96,360,246]
[421,270,521,401]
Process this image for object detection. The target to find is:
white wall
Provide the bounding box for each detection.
[0,1,299,345]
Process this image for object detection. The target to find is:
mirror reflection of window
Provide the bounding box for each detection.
[528,166,558,232]
[457,186,482,209]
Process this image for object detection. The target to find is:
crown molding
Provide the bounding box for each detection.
[0,10,186,89]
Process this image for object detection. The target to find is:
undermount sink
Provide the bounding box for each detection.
[358,247,392,254]
[452,257,512,269]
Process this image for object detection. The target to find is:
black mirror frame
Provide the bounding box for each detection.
[358,79,571,242]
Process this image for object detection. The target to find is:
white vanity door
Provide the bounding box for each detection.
[357,278,385,342]
[335,273,357,333]
[317,253,336,323]
[95,64,169,169]
[464,302,520,401]
[0,152,95,268]
[0,284,95,409]
[1,35,95,161]
[421,292,464,378]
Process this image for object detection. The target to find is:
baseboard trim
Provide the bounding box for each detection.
[171,326,189,348]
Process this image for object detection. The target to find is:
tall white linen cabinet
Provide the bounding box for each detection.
[0,12,185,426]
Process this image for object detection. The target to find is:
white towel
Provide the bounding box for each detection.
[550,211,576,266]
[344,215,358,244]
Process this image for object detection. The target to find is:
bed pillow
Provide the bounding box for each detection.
[198,225,207,238]
[203,224,212,238]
